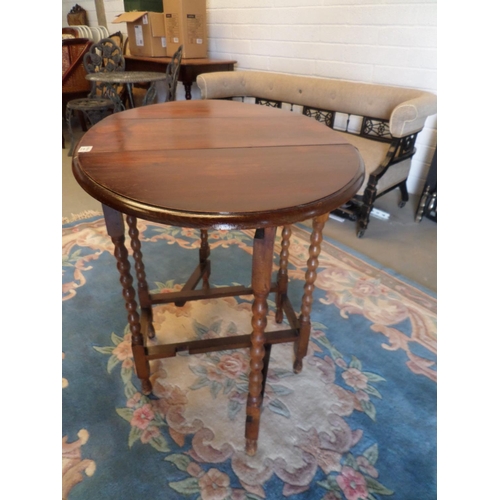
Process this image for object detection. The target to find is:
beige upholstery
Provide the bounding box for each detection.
[197,71,437,138]
[196,70,437,237]
[333,132,411,194]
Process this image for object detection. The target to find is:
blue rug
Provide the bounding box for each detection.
[62,214,436,500]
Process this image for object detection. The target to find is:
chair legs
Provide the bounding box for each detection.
[356,179,377,239]
[356,177,410,238]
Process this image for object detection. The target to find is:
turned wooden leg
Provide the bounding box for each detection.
[245,226,277,456]
[103,205,152,395]
[275,225,292,324]
[127,215,155,339]
[294,213,329,374]
[175,229,211,307]
[200,229,211,290]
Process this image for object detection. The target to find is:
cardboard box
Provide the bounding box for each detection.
[162,0,207,59]
[112,12,167,57]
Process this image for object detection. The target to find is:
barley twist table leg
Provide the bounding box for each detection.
[294,213,329,374]
[127,215,155,339]
[200,229,211,290]
[103,205,152,395]
[275,225,292,324]
[245,226,277,456]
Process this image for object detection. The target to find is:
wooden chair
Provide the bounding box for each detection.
[65,38,125,155]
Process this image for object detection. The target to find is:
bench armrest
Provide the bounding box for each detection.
[390,94,437,138]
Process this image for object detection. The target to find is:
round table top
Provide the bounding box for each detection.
[85,71,166,84]
[72,100,365,229]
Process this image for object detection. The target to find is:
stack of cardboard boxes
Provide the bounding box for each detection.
[113,0,207,58]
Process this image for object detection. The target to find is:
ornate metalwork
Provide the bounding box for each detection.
[66,98,114,155]
[165,45,183,103]
[83,38,125,109]
[361,117,393,142]
[394,134,417,160]
[255,98,282,108]
[302,106,335,128]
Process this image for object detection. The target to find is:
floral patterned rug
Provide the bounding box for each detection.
[62,214,436,500]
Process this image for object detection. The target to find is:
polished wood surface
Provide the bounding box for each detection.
[124,55,236,100]
[72,98,364,456]
[73,100,364,229]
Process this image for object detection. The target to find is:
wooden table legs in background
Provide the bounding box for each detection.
[102,205,328,456]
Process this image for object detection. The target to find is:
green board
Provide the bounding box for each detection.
[124,0,163,13]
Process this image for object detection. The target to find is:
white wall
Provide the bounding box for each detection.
[62,0,437,194]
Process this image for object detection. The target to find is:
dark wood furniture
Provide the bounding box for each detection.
[72,100,364,456]
[62,38,93,109]
[124,55,236,100]
[416,148,437,222]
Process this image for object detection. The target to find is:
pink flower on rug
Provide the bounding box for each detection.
[140,426,160,444]
[217,353,249,379]
[336,466,368,500]
[198,468,230,500]
[342,368,369,390]
[356,456,379,478]
[328,385,358,416]
[126,392,142,408]
[122,358,134,369]
[355,390,370,403]
[352,279,382,298]
[131,404,155,430]
[205,364,226,383]
[112,338,132,360]
[335,358,348,368]
[186,462,204,478]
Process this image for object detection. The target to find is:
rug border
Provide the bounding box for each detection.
[62,212,436,302]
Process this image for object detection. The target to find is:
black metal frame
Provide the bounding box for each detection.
[221,96,421,237]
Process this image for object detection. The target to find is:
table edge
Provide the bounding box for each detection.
[72,156,364,230]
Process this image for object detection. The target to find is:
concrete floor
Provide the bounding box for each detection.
[62,125,437,293]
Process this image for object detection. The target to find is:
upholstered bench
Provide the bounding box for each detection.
[196,70,437,237]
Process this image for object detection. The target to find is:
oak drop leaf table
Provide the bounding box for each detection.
[72,99,364,455]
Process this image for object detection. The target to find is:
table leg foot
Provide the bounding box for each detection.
[141,379,153,395]
[245,438,258,456]
[293,359,303,374]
